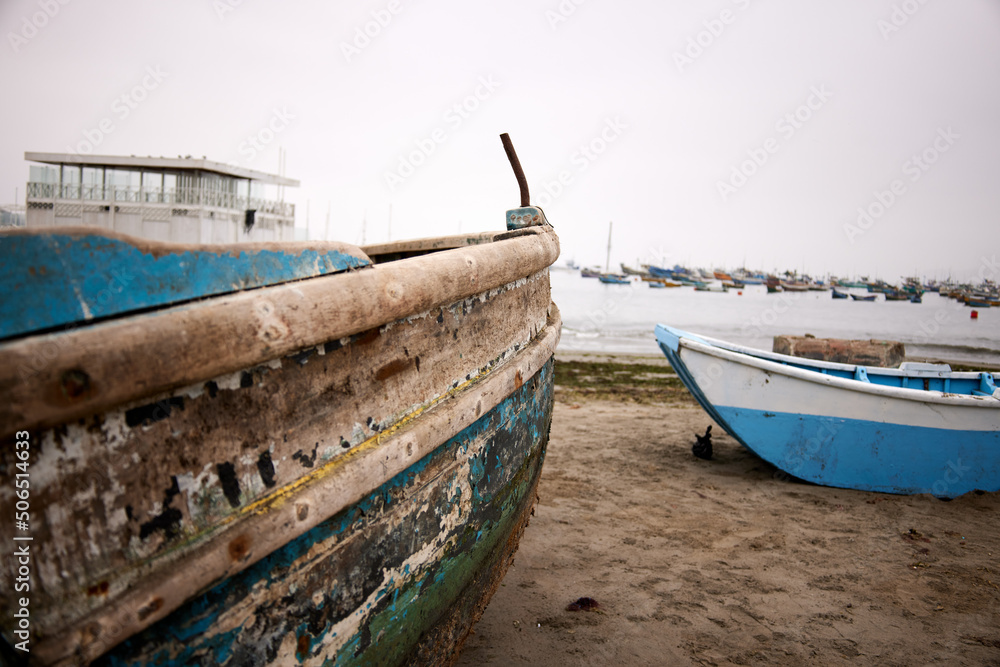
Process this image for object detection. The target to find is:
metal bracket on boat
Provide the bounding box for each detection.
[976,372,999,398]
[854,366,870,383]
[500,133,552,231]
[506,205,551,231]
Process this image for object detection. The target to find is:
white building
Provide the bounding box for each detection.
[24,152,299,243]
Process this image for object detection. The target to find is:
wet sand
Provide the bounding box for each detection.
[455,355,1000,666]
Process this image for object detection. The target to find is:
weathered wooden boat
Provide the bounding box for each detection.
[850,293,878,301]
[0,136,561,665]
[647,265,673,279]
[733,272,765,286]
[654,324,1000,498]
[966,296,995,308]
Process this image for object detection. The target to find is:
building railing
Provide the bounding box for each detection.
[26,182,295,218]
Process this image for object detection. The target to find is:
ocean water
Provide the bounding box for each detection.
[552,269,1000,367]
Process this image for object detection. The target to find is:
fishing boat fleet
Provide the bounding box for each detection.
[577,261,998,307]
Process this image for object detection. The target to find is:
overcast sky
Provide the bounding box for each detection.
[2,0,999,282]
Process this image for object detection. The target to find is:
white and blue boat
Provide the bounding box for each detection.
[654,325,1000,498]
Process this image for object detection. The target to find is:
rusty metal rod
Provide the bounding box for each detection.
[500,133,530,207]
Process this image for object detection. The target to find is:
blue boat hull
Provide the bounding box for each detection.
[655,324,1000,498]
[714,406,999,497]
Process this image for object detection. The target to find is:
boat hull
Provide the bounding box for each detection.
[95,358,554,667]
[0,223,561,665]
[655,325,1000,498]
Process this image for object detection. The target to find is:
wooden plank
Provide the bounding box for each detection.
[361,231,497,259]
[6,273,551,621]
[0,226,371,341]
[0,225,559,438]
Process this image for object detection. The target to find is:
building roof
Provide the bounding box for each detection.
[24,152,300,187]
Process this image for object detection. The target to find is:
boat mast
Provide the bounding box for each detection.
[605,221,612,274]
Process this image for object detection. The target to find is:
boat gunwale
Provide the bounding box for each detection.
[360,230,499,257]
[0,225,559,439]
[656,325,1000,409]
[662,325,982,379]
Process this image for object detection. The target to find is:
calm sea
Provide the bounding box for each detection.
[552,269,1000,367]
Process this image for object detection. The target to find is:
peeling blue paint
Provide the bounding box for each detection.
[0,231,370,340]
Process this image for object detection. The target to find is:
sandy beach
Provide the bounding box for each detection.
[455,354,1000,666]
